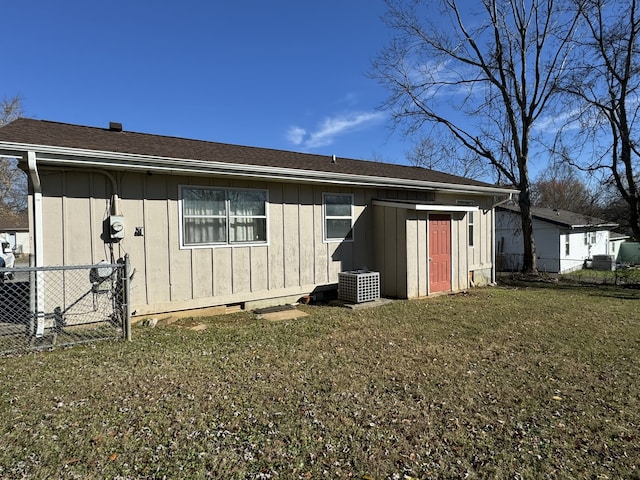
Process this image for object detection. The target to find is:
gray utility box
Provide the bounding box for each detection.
[338,270,380,303]
[592,254,615,271]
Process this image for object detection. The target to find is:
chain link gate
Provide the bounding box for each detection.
[0,255,131,356]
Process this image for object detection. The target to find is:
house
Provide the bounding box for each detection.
[0,118,515,316]
[609,232,630,262]
[0,210,29,256]
[496,204,618,273]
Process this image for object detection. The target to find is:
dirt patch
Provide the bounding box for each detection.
[256,309,309,321]
[167,317,208,331]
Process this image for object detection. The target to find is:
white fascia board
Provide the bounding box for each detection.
[372,200,479,212]
[0,141,517,195]
[570,223,619,230]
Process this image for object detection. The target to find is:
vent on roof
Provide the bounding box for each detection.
[109,122,123,132]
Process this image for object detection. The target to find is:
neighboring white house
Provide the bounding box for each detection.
[496,205,618,273]
[0,211,29,257]
[609,232,630,262]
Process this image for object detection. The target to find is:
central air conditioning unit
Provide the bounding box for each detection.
[338,270,380,304]
[592,254,615,271]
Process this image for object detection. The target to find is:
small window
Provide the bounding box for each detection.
[323,193,353,241]
[181,186,267,247]
[565,234,570,256]
[468,212,475,247]
[584,232,588,245]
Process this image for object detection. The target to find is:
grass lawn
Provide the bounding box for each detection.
[1,284,639,479]
[561,267,640,286]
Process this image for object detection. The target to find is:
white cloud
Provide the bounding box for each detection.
[534,107,585,134]
[286,126,306,145]
[288,111,386,149]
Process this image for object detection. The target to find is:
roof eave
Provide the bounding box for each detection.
[1,142,517,195]
[498,206,618,229]
[570,223,619,230]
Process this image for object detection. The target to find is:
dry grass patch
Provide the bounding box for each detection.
[1,285,639,479]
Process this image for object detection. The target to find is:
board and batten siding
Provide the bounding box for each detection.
[464,196,494,285]
[35,168,497,314]
[373,193,495,298]
[37,169,376,315]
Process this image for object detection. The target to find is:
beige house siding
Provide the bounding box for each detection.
[469,197,495,285]
[33,168,497,315]
[405,210,427,298]
[373,194,495,298]
[36,169,385,315]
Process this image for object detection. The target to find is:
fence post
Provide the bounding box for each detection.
[28,254,35,337]
[123,254,132,341]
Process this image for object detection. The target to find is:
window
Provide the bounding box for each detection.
[323,193,353,241]
[468,212,475,247]
[584,231,597,245]
[180,186,267,247]
[565,234,570,256]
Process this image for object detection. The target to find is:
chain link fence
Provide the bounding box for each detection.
[497,252,640,287]
[0,255,131,356]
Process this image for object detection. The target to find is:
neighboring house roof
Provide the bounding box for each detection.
[609,232,630,241]
[0,118,516,195]
[0,211,28,231]
[498,204,618,229]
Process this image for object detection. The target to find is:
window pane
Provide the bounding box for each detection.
[229,218,266,243]
[229,190,266,216]
[324,194,351,216]
[183,188,225,216]
[326,219,352,240]
[183,218,226,244]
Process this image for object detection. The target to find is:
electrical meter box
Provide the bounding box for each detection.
[109,215,125,240]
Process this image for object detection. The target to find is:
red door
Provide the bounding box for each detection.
[429,214,451,293]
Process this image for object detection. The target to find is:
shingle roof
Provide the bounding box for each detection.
[0,118,502,190]
[498,204,618,229]
[609,232,630,241]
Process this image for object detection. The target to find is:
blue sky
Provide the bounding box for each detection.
[5,1,411,164]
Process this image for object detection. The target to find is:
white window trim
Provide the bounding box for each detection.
[468,211,475,248]
[178,184,269,249]
[322,192,354,243]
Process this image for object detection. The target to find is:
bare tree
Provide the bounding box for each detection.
[1,96,22,125]
[531,162,600,213]
[372,0,581,273]
[0,95,27,216]
[598,182,636,233]
[559,0,640,240]
[406,131,491,180]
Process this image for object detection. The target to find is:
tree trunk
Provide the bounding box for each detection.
[518,190,538,273]
[629,196,640,241]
